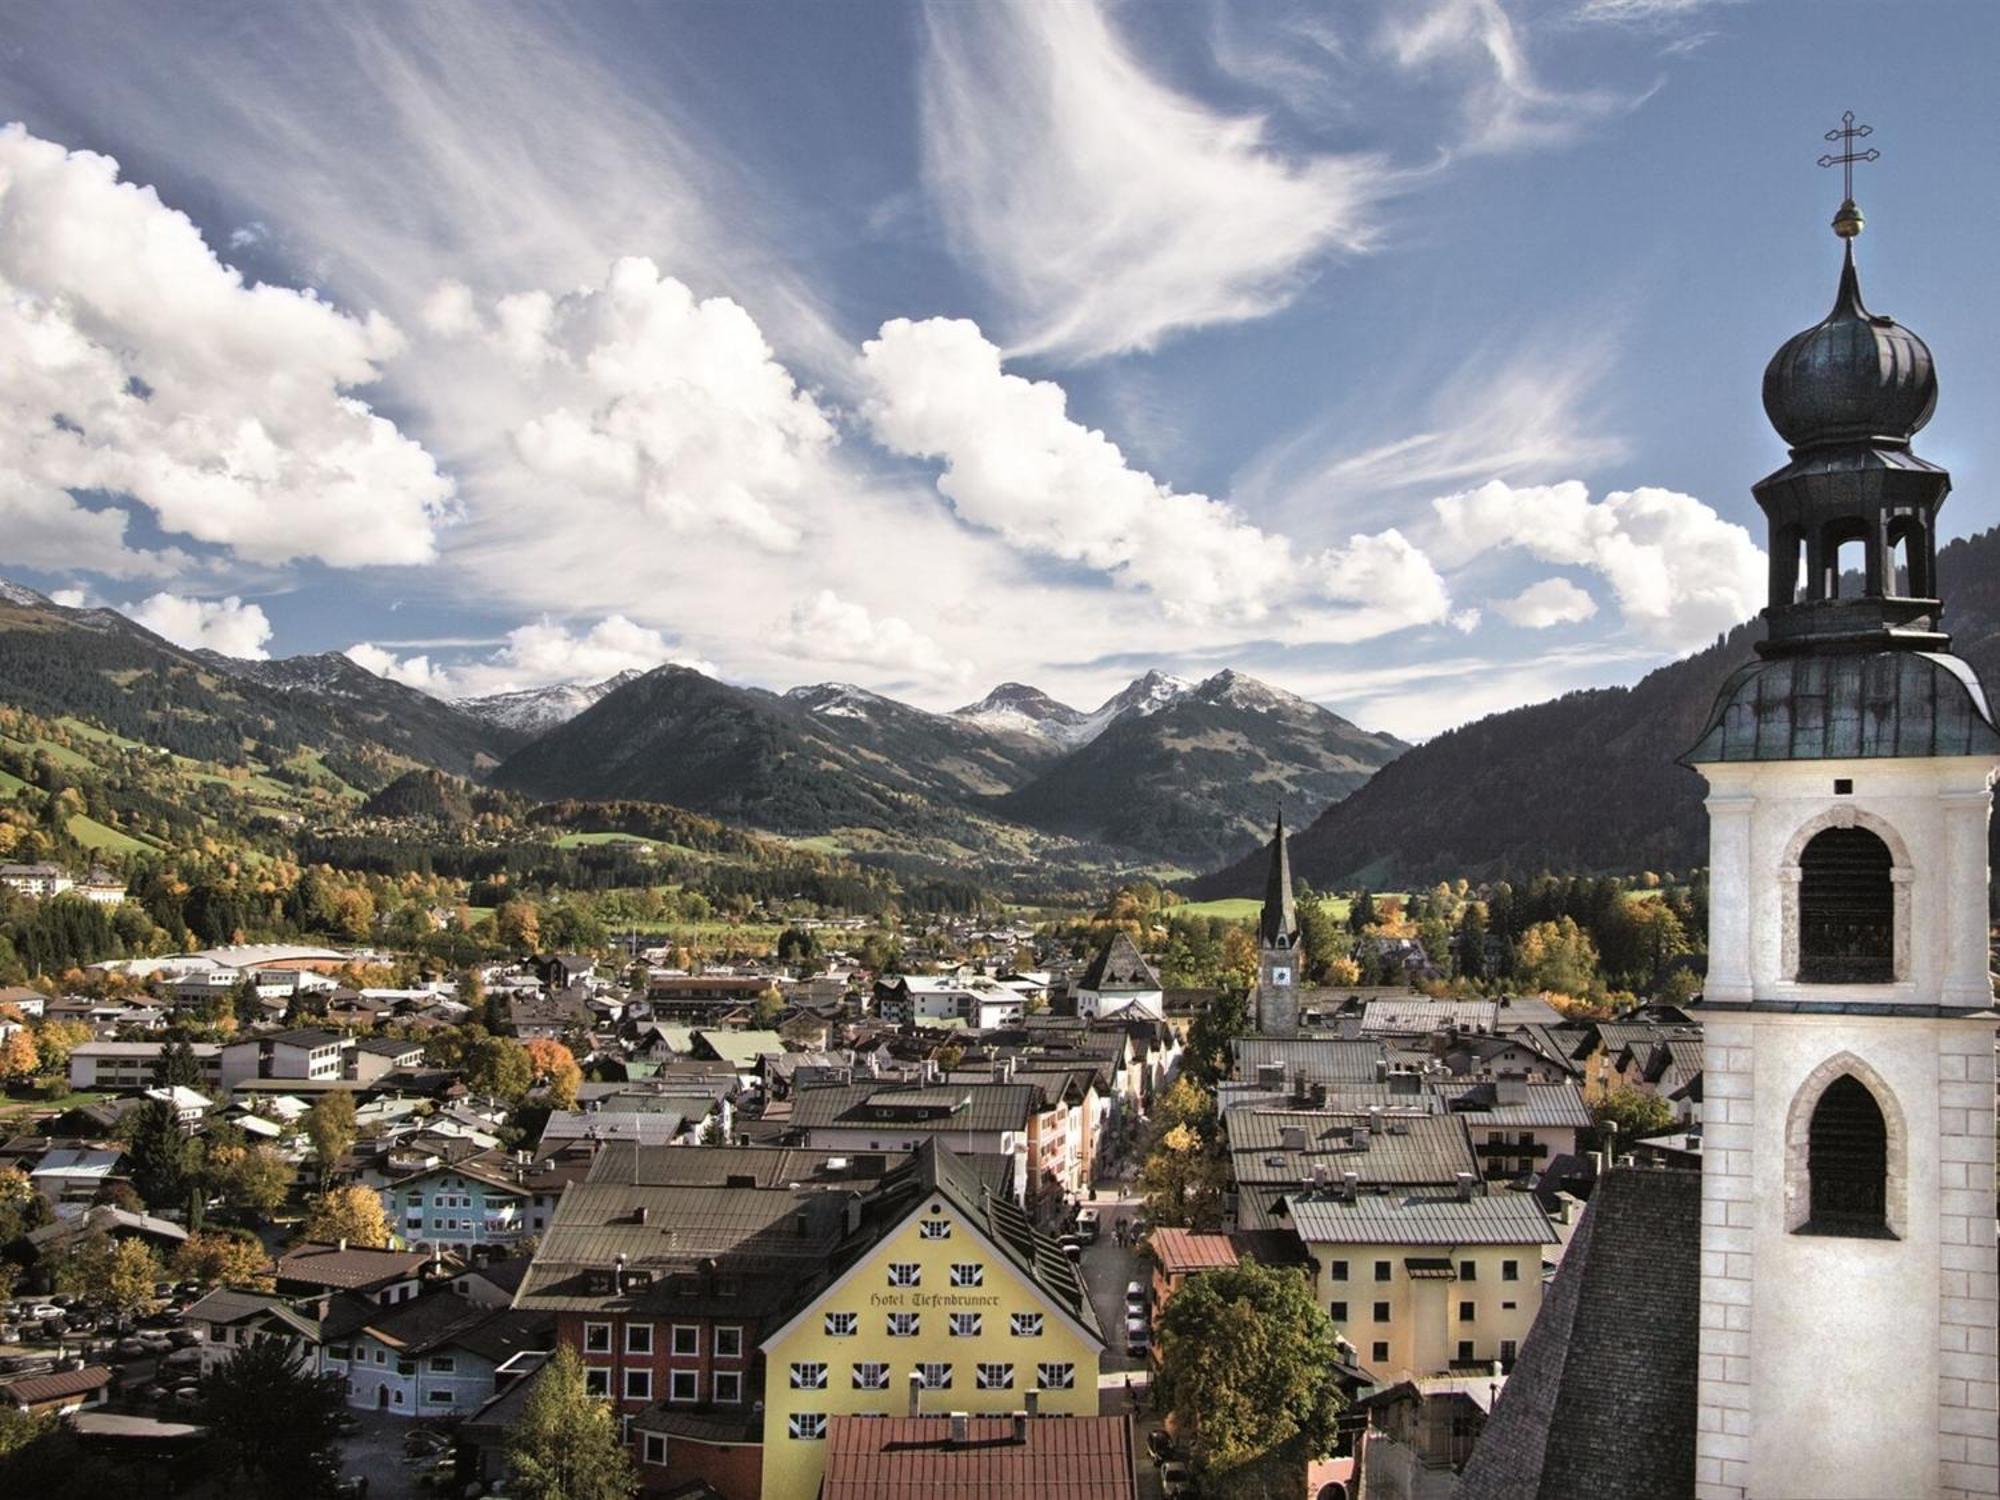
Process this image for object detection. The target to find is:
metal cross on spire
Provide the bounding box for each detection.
[1819,110,1878,239]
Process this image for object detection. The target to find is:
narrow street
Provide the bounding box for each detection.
[1078,1184,1171,1500]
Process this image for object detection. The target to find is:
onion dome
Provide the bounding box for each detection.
[1762,244,1936,450]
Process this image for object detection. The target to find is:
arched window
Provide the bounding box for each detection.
[1803,1075,1889,1237]
[1887,515,1928,597]
[1821,518,1870,599]
[1798,826,1894,983]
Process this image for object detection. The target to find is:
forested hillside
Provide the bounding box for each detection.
[1192,525,2000,894]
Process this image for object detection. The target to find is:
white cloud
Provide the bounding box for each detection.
[422,259,835,555]
[349,613,689,699]
[1432,479,1763,649]
[1494,576,1598,627]
[918,0,1390,360]
[859,316,1453,642]
[343,642,450,693]
[49,588,89,608]
[776,591,972,685]
[1377,0,1627,154]
[0,125,455,570]
[122,592,273,659]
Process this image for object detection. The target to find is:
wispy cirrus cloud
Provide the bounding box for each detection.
[1377,0,1635,154]
[918,0,1395,362]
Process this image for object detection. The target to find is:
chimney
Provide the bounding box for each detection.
[1341,1170,1359,1202]
[1025,1388,1040,1417]
[1011,1411,1028,1443]
[1368,1106,1385,1136]
[337,1237,347,1253]
[635,1206,649,1226]
[1455,1171,1474,1202]
[949,1412,970,1446]
[1374,1057,1389,1082]
[1256,1062,1285,1092]
[614,1253,626,1293]
[908,1371,922,1418]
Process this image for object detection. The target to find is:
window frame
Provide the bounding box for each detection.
[1009,1312,1044,1338]
[671,1324,701,1357]
[1035,1361,1075,1390]
[823,1312,858,1338]
[582,1321,612,1353]
[623,1368,652,1401]
[948,1312,983,1338]
[625,1322,653,1356]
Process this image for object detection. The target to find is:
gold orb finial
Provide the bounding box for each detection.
[1833,198,1864,239]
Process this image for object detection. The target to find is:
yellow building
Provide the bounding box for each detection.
[758,1141,1104,1500]
[1289,1186,1557,1382]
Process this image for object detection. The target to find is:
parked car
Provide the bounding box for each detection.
[1125,1280,1147,1312]
[1161,1460,1196,1499]
[114,1338,148,1360]
[172,1385,202,1407]
[1125,1316,1150,1353]
[168,1327,202,1347]
[1147,1430,1175,1464]
[1074,1207,1101,1243]
[14,1303,60,1323]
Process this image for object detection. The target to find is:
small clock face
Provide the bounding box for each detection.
[1270,967,1291,986]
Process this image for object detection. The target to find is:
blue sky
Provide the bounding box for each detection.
[2,0,1995,738]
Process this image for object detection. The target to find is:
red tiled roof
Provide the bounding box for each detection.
[1147,1228,1239,1278]
[820,1415,1136,1500]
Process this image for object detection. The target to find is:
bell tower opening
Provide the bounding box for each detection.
[1797,825,1894,983]
[1802,1074,1890,1238]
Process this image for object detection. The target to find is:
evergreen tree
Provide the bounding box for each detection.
[154,1033,203,1089]
[1457,904,1489,983]
[126,1098,196,1209]
[199,1335,342,1498]
[507,1347,638,1500]
[1346,889,1377,935]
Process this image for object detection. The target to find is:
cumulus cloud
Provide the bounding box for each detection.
[349,613,689,699]
[343,642,450,692]
[919,0,1389,360]
[1431,479,1763,648]
[777,591,972,684]
[48,588,89,609]
[1494,576,1598,627]
[0,125,455,570]
[859,316,1453,642]
[422,258,835,553]
[122,592,273,658]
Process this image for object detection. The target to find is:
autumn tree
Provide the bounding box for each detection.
[522,1038,582,1110]
[495,899,542,954]
[209,1142,293,1218]
[466,1035,535,1101]
[1138,1122,1228,1231]
[299,1184,392,1249]
[172,1230,272,1289]
[1514,916,1602,998]
[302,1090,358,1186]
[1590,1084,1676,1145]
[28,1018,90,1077]
[507,1346,637,1500]
[54,1235,161,1315]
[1155,1260,1348,1491]
[0,1028,36,1081]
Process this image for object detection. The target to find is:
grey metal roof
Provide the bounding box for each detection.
[1231,1037,1389,1083]
[1288,1188,1558,1247]
[1685,650,2000,763]
[1226,1108,1477,1187]
[789,1081,1041,1133]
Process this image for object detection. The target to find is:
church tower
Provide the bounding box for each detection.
[1255,813,1302,1036]
[1685,163,2000,1500]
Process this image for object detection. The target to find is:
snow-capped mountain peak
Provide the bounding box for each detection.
[784,682,888,721]
[457,670,642,735]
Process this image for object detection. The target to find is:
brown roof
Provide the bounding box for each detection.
[820,1414,1137,1500]
[276,1242,433,1289]
[2,1364,113,1406]
[1146,1228,1239,1278]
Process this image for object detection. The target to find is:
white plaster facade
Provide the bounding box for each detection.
[1693,753,2000,1500]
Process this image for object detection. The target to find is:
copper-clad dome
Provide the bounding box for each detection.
[1762,246,1936,450]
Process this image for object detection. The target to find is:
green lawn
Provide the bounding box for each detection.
[0,767,27,796]
[2,735,91,770]
[1176,897,1262,921]
[56,717,146,751]
[554,831,662,849]
[68,813,157,853]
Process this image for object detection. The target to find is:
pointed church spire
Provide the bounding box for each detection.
[1259,810,1298,948]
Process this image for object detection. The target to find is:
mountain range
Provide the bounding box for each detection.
[0,582,1397,871]
[1189,523,2000,897]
